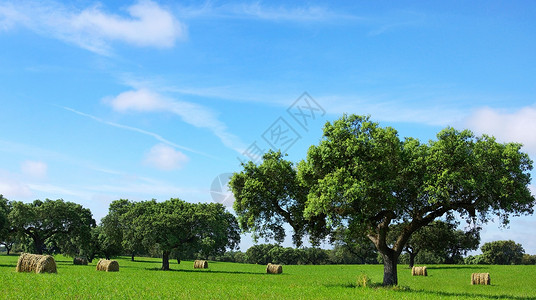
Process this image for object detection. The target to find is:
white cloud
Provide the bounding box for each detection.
[0,0,185,54]
[106,88,167,112]
[21,160,47,178]
[106,89,246,153]
[144,143,189,170]
[0,170,32,198]
[464,105,536,155]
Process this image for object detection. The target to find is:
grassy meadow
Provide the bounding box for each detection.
[1,254,535,299]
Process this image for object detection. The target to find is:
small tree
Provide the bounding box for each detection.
[481,240,525,265]
[522,254,536,265]
[390,221,480,267]
[125,199,240,270]
[99,199,134,259]
[245,244,278,264]
[0,196,17,255]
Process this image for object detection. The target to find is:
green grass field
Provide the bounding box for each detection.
[1,254,535,299]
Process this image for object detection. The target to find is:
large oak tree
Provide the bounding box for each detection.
[231,114,535,286]
[300,115,534,285]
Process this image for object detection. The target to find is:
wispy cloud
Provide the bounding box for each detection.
[464,105,536,156]
[0,0,185,55]
[0,1,26,31]
[367,10,426,36]
[60,105,215,159]
[176,2,357,23]
[315,93,469,127]
[21,160,47,179]
[233,2,350,22]
[0,138,126,176]
[144,143,189,170]
[105,89,247,153]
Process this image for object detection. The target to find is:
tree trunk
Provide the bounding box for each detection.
[131,253,135,261]
[34,239,44,255]
[408,252,415,268]
[381,252,398,286]
[161,250,170,270]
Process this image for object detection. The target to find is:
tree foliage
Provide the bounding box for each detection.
[98,199,133,260]
[390,220,480,267]
[8,199,96,255]
[230,151,327,247]
[123,199,240,270]
[481,240,525,265]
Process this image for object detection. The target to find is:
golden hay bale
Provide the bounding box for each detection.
[266,263,282,274]
[16,253,57,274]
[96,259,119,272]
[194,260,208,269]
[411,266,428,276]
[73,257,88,265]
[471,273,490,285]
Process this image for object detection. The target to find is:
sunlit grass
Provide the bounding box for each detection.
[1,254,535,299]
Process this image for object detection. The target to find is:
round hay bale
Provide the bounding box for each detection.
[73,257,88,265]
[193,260,208,269]
[471,273,490,285]
[96,259,119,272]
[16,253,57,274]
[266,263,282,274]
[411,266,427,276]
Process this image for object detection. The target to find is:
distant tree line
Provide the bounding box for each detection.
[465,240,536,265]
[2,195,535,266]
[0,196,239,270]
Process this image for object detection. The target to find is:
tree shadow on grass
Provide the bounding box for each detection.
[326,282,535,300]
[0,263,15,268]
[129,259,161,263]
[425,265,490,270]
[400,288,536,300]
[324,282,386,289]
[144,267,279,276]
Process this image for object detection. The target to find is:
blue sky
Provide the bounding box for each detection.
[1,0,536,253]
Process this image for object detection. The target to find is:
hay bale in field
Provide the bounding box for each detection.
[266,263,282,274]
[194,260,208,269]
[73,257,88,265]
[471,273,490,285]
[96,259,119,272]
[16,253,57,274]
[411,266,427,276]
